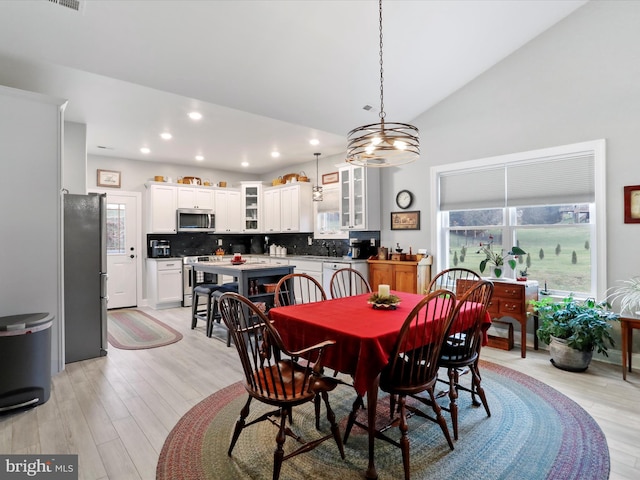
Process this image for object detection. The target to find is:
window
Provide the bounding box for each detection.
[431,140,606,298]
[106,202,126,254]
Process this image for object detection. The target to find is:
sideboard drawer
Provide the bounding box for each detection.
[493,284,524,300]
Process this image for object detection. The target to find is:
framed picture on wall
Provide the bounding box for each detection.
[97,169,121,188]
[391,210,420,230]
[624,185,640,223]
[322,172,339,184]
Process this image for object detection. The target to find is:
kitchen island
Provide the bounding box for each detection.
[191,260,294,304]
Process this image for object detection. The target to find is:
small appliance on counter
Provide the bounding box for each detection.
[149,239,171,258]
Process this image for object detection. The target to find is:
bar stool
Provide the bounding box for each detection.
[208,282,239,345]
[191,283,222,335]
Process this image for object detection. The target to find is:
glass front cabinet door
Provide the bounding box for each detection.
[339,165,380,231]
[241,182,263,233]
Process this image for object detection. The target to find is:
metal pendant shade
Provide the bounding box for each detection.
[312,152,323,201]
[346,0,420,167]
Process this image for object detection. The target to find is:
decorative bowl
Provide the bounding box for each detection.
[263,283,277,293]
[368,301,400,310]
[231,260,246,265]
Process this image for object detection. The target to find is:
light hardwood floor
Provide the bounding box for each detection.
[1,305,639,480]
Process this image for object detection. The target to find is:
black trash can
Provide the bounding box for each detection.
[0,312,53,413]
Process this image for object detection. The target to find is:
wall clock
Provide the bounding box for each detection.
[396,190,413,209]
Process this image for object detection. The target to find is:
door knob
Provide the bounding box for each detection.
[130,254,135,259]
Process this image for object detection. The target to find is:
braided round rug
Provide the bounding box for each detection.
[157,361,609,480]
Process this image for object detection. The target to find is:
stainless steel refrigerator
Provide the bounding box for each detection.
[63,193,108,363]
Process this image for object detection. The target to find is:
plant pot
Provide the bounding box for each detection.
[549,336,593,372]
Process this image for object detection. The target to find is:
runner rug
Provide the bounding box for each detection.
[107,309,182,350]
[157,361,609,480]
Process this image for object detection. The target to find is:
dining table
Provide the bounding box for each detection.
[269,290,491,480]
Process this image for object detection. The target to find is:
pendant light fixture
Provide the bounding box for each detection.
[312,152,323,202]
[346,0,420,167]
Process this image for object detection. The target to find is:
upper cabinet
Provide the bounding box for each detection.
[241,182,263,233]
[339,165,380,231]
[147,184,177,233]
[264,183,313,233]
[263,188,281,233]
[177,187,214,210]
[215,188,242,233]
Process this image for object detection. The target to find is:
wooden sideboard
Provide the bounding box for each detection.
[459,279,538,358]
[368,257,432,294]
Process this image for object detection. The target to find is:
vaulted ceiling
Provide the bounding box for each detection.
[0,0,586,173]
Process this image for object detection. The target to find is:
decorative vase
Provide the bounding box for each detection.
[493,267,502,278]
[548,336,593,372]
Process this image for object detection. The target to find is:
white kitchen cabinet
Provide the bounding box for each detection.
[291,259,323,290]
[264,183,312,233]
[263,187,281,233]
[147,183,177,233]
[177,186,214,209]
[215,188,242,233]
[339,165,380,231]
[241,182,263,233]
[147,258,182,308]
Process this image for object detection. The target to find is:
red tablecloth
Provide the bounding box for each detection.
[269,291,490,396]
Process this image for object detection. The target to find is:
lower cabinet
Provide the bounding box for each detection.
[147,259,182,309]
[367,259,431,294]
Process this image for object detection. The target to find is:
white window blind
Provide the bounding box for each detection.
[506,155,595,206]
[439,167,505,211]
[439,154,595,211]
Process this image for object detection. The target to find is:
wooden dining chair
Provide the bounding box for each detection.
[343,289,457,480]
[432,280,494,440]
[218,292,345,480]
[427,267,482,294]
[274,273,327,307]
[329,267,372,299]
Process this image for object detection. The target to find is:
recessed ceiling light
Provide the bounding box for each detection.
[271,151,280,158]
[188,111,202,120]
[309,139,320,146]
[140,147,151,154]
[241,161,249,167]
[160,132,172,140]
[195,155,204,161]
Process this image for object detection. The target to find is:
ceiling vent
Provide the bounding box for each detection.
[48,0,84,13]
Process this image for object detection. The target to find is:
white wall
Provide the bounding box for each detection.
[0,85,65,374]
[382,0,640,286]
[63,121,87,194]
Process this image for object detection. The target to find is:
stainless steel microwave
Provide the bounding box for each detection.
[177,208,215,232]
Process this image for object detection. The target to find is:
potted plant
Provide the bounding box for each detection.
[531,296,619,372]
[606,276,640,316]
[477,236,526,279]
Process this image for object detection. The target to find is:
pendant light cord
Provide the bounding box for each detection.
[379,0,385,122]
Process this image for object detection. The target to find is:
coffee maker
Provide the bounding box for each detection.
[149,239,171,258]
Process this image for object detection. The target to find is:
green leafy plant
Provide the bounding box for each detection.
[530,296,619,356]
[606,276,640,314]
[477,236,526,277]
[368,293,401,305]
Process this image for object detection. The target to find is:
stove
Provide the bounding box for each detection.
[182,255,216,307]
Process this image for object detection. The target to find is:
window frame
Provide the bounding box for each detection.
[430,140,607,298]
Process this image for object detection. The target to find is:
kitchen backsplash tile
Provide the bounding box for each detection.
[146,231,379,259]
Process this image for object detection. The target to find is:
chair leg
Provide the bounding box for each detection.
[273,407,288,480]
[205,294,214,337]
[470,363,491,417]
[448,367,460,440]
[397,395,411,480]
[321,391,345,459]
[343,395,364,444]
[228,396,252,456]
[314,394,321,429]
[429,386,454,450]
[191,295,199,329]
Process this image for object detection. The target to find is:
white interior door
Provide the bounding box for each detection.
[106,193,138,309]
